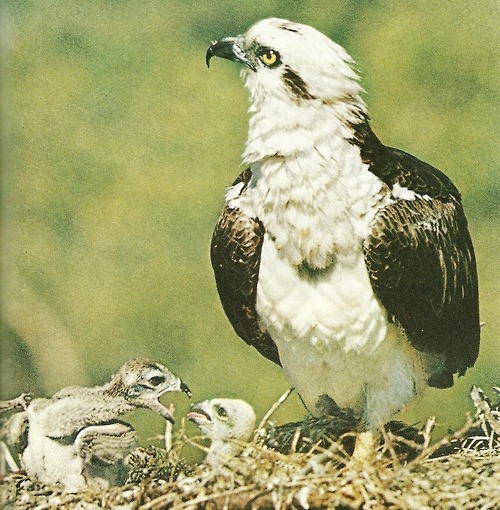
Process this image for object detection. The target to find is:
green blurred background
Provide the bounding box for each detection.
[1,1,498,443]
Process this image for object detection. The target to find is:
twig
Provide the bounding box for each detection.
[164,404,175,453]
[0,393,32,413]
[256,388,294,432]
[0,441,20,472]
[140,483,258,510]
[415,415,478,463]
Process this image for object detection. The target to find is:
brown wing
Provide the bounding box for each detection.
[364,152,480,388]
[210,169,280,365]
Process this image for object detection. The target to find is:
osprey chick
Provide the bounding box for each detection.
[187,398,256,467]
[207,18,480,428]
[21,359,191,491]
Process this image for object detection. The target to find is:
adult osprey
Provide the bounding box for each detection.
[207,18,480,428]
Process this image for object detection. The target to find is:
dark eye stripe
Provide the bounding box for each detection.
[282,66,315,102]
[148,376,165,386]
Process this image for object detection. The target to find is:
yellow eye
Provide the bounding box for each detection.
[261,51,277,65]
[259,49,280,67]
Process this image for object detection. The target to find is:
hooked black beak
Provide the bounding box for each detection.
[206,37,255,71]
[181,381,192,398]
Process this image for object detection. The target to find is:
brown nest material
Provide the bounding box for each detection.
[1,386,498,510]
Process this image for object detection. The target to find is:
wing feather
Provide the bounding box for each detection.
[75,423,136,464]
[364,149,480,387]
[211,169,280,365]
[38,388,132,439]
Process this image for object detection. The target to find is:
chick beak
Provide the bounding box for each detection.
[142,397,176,424]
[187,404,212,424]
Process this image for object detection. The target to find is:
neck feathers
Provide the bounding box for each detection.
[206,439,244,467]
[103,378,128,399]
[243,98,367,167]
[238,108,385,269]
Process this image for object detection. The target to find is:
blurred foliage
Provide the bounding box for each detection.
[1,1,498,441]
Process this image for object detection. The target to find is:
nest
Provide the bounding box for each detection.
[1,387,498,510]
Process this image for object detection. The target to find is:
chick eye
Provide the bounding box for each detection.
[216,405,228,418]
[259,48,281,68]
[148,376,165,387]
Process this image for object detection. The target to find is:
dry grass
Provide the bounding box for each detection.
[1,387,498,510]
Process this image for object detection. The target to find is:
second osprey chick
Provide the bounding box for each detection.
[187,398,256,467]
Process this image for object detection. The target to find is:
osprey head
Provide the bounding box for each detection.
[187,398,256,442]
[206,18,364,109]
[114,359,191,424]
